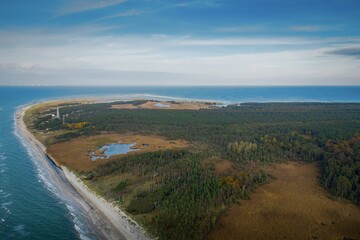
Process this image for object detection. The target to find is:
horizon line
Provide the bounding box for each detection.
[1,84,360,87]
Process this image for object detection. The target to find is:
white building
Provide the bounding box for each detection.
[56,107,60,119]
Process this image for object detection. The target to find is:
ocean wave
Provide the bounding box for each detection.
[1,203,12,214]
[14,111,96,240]
[13,224,29,238]
[1,201,12,206]
[0,193,12,199]
[36,172,58,196]
[13,125,61,200]
[80,234,93,240]
[65,203,92,240]
[1,201,12,215]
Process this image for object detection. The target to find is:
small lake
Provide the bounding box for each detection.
[154,103,170,108]
[91,143,139,161]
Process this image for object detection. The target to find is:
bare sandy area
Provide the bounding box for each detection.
[111,100,214,110]
[16,105,150,240]
[209,161,360,240]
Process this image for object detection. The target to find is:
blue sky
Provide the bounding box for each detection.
[0,0,359,85]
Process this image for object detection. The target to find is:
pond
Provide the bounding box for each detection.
[90,143,139,161]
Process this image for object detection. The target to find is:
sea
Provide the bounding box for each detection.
[0,86,359,239]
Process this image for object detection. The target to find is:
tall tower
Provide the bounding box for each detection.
[56,107,60,119]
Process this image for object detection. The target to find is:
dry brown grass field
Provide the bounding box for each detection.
[46,133,188,171]
[209,161,360,240]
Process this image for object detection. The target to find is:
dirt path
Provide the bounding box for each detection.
[210,161,360,240]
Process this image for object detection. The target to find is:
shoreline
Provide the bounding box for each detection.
[15,104,149,240]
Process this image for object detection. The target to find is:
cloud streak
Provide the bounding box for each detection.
[96,9,143,21]
[215,25,266,33]
[56,0,127,16]
[326,48,360,58]
[0,29,359,86]
[289,25,337,32]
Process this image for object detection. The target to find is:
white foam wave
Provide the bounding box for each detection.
[80,234,93,240]
[14,125,62,201]
[0,193,11,199]
[1,201,12,207]
[1,204,11,214]
[14,111,96,240]
[36,172,58,196]
[17,138,60,199]
[65,203,92,239]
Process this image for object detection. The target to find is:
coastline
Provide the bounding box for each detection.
[15,104,149,240]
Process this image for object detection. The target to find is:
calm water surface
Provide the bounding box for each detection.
[91,143,139,161]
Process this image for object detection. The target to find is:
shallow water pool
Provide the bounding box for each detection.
[91,143,139,160]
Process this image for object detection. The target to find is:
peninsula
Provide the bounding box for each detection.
[17,98,360,240]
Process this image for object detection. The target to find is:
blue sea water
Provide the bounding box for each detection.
[0,86,359,239]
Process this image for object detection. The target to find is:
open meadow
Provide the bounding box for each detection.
[210,161,360,240]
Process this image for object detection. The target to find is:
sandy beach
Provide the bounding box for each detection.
[15,105,149,240]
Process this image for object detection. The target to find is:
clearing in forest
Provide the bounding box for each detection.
[47,134,188,171]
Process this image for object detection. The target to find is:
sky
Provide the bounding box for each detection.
[0,0,359,86]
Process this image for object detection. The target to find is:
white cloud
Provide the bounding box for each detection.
[107,9,142,17]
[96,9,143,21]
[289,25,337,32]
[216,24,340,34]
[171,1,221,8]
[215,25,266,33]
[0,29,359,86]
[57,0,127,16]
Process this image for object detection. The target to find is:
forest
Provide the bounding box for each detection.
[31,101,360,239]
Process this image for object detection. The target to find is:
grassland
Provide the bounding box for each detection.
[46,133,188,171]
[209,161,360,240]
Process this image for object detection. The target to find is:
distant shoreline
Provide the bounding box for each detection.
[15,103,149,240]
